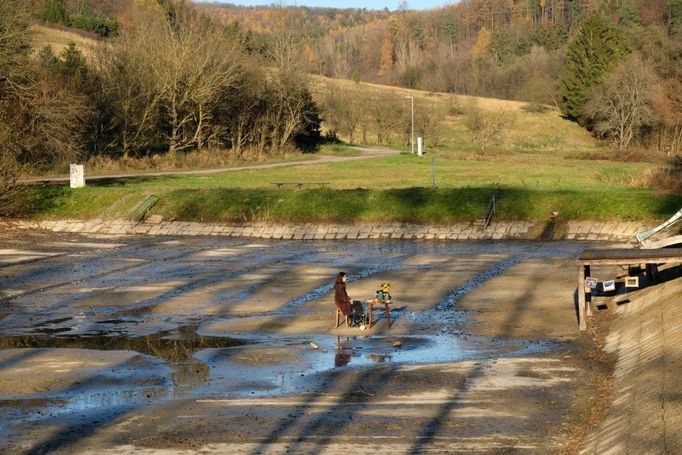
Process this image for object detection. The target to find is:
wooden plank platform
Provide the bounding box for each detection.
[577,248,682,331]
[579,248,682,265]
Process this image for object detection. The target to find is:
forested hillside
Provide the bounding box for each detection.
[24,0,682,154]
[200,0,682,154]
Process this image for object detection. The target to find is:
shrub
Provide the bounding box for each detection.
[39,0,68,24]
[447,95,465,116]
[465,101,515,151]
[630,155,681,193]
[521,102,551,114]
[0,147,21,216]
[68,12,119,37]
[399,66,422,90]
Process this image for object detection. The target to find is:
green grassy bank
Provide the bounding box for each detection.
[16,154,680,224]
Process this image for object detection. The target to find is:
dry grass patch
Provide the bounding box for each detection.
[312,75,601,157]
[30,24,98,56]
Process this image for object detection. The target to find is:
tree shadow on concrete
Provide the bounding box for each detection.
[235,254,547,455]
[0,240,577,454]
[404,258,551,454]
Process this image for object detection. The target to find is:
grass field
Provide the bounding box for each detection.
[309,76,602,159]
[20,152,678,223]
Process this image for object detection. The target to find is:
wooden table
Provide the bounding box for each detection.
[366,299,393,328]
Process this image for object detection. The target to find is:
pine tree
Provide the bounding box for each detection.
[559,13,629,125]
[617,0,641,27]
[292,88,322,152]
[58,42,90,91]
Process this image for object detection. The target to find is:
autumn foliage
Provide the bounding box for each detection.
[198,0,681,154]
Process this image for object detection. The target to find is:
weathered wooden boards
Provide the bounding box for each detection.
[577,248,682,331]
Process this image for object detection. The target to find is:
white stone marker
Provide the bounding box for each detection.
[417,137,423,156]
[69,164,85,188]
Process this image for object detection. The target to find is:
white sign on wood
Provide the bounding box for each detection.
[602,280,616,292]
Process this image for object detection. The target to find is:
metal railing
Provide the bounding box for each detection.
[483,193,496,230]
[635,208,682,244]
[130,195,160,224]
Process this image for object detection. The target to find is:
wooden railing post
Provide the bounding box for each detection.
[585,265,592,317]
[578,264,587,331]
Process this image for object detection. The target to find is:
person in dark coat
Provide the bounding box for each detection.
[334,272,352,317]
[334,272,364,325]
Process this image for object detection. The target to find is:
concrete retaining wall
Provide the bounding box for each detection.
[0,218,648,242]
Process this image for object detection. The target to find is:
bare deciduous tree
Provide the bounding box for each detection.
[152,15,243,154]
[266,6,305,71]
[267,71,311,150]
[216,66,269,156]
[465,99,515,151]
[656,78,682,155]
[95,9,244,156]
[367,93,405,144]
[321,89,413,146]
[94,23,165,157]
[416,103,446,147]
[584,53,661,150]
[0,0,30,212]
[0,120,22,214]
[20,72,92,166]
[321,87,364,144]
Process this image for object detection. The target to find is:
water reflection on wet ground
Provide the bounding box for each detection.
[0,234,589,440]
[0,326,558,428]
[0,325,246,363]
[0,324,248,427]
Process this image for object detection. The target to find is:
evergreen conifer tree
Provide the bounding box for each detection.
[559,14,629,125]
[40,0,68,25]
[668,0,682,33]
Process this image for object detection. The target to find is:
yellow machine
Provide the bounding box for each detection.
[376,282,391,301]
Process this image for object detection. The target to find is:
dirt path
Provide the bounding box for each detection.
[18,147,399,185]
[0,232,618,454]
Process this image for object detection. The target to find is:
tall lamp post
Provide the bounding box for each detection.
[404,95,414,155]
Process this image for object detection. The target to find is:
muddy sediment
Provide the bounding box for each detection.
[0,231,638,454]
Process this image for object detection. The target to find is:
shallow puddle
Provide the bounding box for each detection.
[0,326,556,424]
[0,325,246,363]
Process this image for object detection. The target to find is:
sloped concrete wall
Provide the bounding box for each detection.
[582,277,682,454]
[0,219,649,242]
